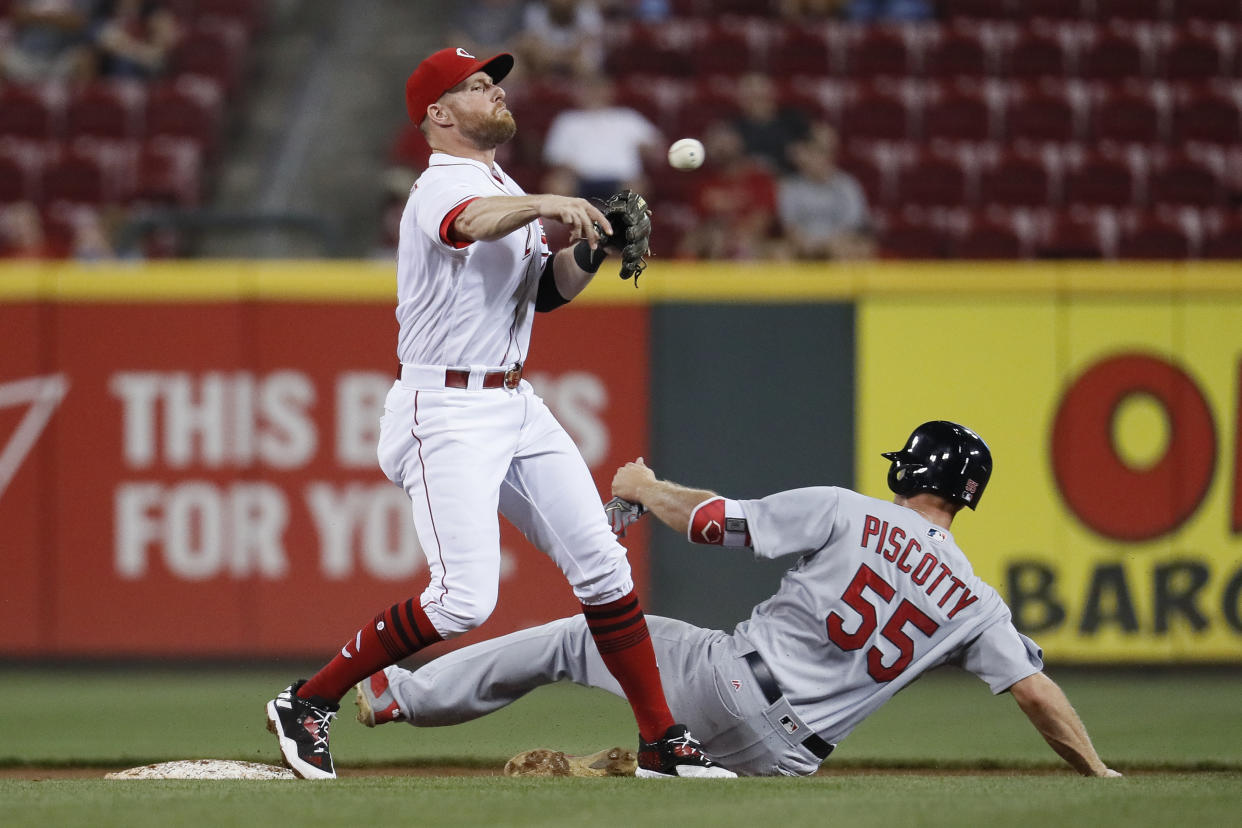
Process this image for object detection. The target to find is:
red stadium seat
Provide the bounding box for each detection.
[766,26,833,76]
[1117,211,1193,258]
[1003,29,1073,79]
[0,155,28,204]
[922,27,992,78]
[843,27,915,78]
[1146,151,1226,206]
[979,150,1055,206]
[877,212,949,258]
[144,80,223,156]
[1062,151,1137,206]
[1091,86,1167,143]
[840,84,914,141]
[40,152,108,206]
[667,78,742,137]
[938,0,1014,19]
[838,143,890,206]
[1078,29,1150,80]
[952,212,1028,258]
[1005,82,1083,142]
[1161,28,1232,79]
[170,23,248,95]
[710,0,779,15]
[0,87,59,141]
[65,83,139,141]
[1199,210,1242,257]
[605,23,692,78]
[1180,0,1242,22]
[1036,207,1110,258]
[135,137,203,206]
[1172,90,1242,143]
[1092,0,1170,21]
[192,0,264,33]
[1024,0,1089,19]
[923,86,995,141]
[614,78,668,127]
[690,24,760,76]
[894,151,971,207]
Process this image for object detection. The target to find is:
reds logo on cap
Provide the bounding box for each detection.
[405,47,515,125]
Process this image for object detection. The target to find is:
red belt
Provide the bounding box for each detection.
[397,362,523,390]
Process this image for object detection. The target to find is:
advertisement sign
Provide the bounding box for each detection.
[859,291,1242,662]
[0,269,650,657]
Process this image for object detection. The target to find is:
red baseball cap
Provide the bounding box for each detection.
[405,47,515,125]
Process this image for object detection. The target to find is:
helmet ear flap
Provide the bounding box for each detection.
[886,455,919,497]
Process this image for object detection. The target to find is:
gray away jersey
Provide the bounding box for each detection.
[719,487,1043,745]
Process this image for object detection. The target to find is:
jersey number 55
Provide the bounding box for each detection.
[827,564,940,683]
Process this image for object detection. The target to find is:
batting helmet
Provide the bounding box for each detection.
[881,421,992,509]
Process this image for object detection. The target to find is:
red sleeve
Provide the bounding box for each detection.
[439,197,480,248]
[687,496,752,547]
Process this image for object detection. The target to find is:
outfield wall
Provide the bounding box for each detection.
[1,261,1240,663]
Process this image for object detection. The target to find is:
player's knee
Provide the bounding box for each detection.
[572,558,634,606]
[425,587,498,637]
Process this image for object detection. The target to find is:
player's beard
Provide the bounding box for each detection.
[460,108,517,149]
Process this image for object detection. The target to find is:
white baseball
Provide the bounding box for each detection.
[667,138,705,171]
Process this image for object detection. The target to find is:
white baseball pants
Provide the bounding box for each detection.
[377,377,633,638]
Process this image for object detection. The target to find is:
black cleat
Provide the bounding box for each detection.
[265,680,339,780]
[636,724,736,778]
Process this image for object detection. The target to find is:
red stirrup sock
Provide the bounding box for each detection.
[297,598,442,704]
[581,590,676,742]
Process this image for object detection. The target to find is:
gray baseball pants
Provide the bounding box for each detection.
[382,615,824,777]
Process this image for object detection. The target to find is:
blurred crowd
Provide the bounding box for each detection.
[0,0,250,259]
[382,0,890,262]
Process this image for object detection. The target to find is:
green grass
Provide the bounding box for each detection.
[1,667,1238,769]
[1,667,1239,827]
[4,775,1240,828]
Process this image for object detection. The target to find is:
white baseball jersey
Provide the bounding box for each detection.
[378,150,634,639]
[395,152,549,366]
[692,487,1043,745]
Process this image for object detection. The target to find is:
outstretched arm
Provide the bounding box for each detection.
[454,194,612,246]
[1008,672,1121,777]
[611,459,717,536]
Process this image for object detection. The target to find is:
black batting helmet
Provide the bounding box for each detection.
[881,421,992,509]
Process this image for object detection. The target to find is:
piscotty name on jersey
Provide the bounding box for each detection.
[859,514,979,620]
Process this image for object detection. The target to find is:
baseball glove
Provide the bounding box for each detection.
[597,189,652,283]
[604,495,648,536]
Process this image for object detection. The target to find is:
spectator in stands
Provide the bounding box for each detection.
[446,0,526,64]
[843,0,933,22]
[91,0,181,80]
[1,0,96,83]
[541,72,662,201]
[732,73,809,175]
[517,0,605,77]
[0,202,64,259]
[778,123,874,260]
[677,121,779,260]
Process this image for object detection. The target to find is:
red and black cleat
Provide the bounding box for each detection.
[636,724,736,778]
[265,680,339,780]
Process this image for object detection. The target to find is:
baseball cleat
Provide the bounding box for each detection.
[354,669,406,727]
[265,680,339,780]
[635,724,736,778]
[504,746,638,777]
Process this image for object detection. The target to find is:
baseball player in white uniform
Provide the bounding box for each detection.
[265,46,729,780]
[356,422,1122,778]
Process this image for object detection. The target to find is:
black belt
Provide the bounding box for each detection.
[743,650,834,760]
